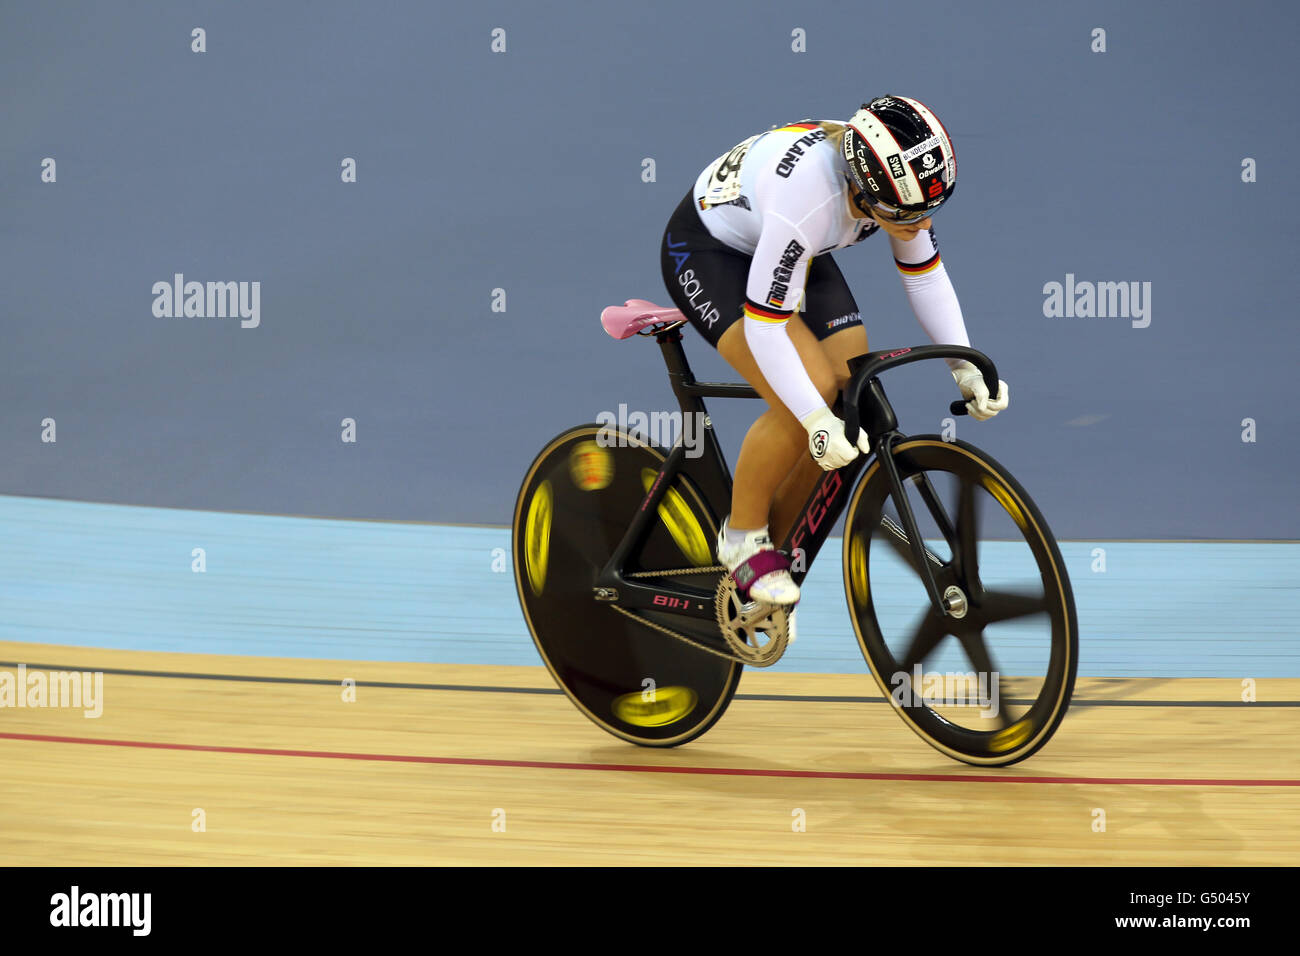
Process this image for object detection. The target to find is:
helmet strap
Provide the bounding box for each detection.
[844,174,874,216]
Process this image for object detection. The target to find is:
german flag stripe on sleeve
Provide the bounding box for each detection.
[744,299,791,323]
[774,122,819,132]
[895,252,942,276]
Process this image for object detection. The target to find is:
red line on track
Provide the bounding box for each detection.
[4,731,1298,786]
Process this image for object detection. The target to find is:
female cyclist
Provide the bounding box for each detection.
[658,95,1009,607]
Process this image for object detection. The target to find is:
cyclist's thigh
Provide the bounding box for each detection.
[660,191,747,347]
[800,253,869,382]
[716,308,840,423]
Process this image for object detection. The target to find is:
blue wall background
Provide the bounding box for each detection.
[3,0,1297,539]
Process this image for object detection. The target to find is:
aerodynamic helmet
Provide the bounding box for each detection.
[842,95,956,223]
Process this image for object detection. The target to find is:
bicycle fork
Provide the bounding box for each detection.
[848,374,963,621]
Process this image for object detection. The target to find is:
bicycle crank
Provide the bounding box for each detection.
[714,576,791,667]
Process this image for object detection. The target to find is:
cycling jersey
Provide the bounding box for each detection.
[660,189,863,346]
[693,121,879,314]
[660,120,972,422]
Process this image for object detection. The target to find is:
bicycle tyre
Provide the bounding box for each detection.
[843,436,1078,766]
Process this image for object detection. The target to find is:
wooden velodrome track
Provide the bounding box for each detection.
[2,639,1297,865]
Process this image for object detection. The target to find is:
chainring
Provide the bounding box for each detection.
[714,575,791,667]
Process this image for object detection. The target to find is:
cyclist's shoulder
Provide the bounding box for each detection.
[751,122,847,209]
[696,119,847,228]
[755,119,842,154]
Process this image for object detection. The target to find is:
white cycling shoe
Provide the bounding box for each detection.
[716,520,801,607]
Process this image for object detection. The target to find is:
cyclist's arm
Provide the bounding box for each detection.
[742,211,826,421]
[890,227,971,370]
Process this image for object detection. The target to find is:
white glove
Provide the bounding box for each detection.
[951,361,1010,422]
[799,406,871,471]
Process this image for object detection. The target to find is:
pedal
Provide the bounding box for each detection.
[714,576,791,667]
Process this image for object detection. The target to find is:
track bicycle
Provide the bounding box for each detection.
[511,299,1077,766]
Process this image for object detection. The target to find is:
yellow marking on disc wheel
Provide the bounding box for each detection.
[990,719,1033,753]
[523,480,553,595]
[980,475,1028,532]
[568,440,614,491]
[640,468,711,567]
[849,533,870,607]
[611,685,699,727]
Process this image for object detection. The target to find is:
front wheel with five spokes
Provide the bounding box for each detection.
[843,437,1078,766]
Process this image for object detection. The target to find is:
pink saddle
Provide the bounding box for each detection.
[600,299,687,340]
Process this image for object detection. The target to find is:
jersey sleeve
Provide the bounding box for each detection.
[745,211,812,314]
[741,211,826,422]
[889,226,972,369]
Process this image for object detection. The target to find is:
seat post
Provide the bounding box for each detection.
[656,328,703,415]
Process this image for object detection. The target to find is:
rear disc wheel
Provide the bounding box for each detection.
[512,425,742,747]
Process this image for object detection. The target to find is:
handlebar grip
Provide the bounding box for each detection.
[950,400,968,417]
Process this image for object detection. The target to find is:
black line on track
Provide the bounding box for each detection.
[0,661,558,695]
[3,661,1296,707]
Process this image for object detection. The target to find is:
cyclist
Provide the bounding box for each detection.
[659,95,1008,607]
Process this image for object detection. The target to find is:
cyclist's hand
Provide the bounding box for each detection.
[951,361,1009,422]
[800,406,870,471]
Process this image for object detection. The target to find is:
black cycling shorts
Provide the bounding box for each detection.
[658,188,863,349]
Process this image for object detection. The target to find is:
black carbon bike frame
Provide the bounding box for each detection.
[593,325,1001,628]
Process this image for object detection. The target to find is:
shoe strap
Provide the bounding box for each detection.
[731,550,792,598]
